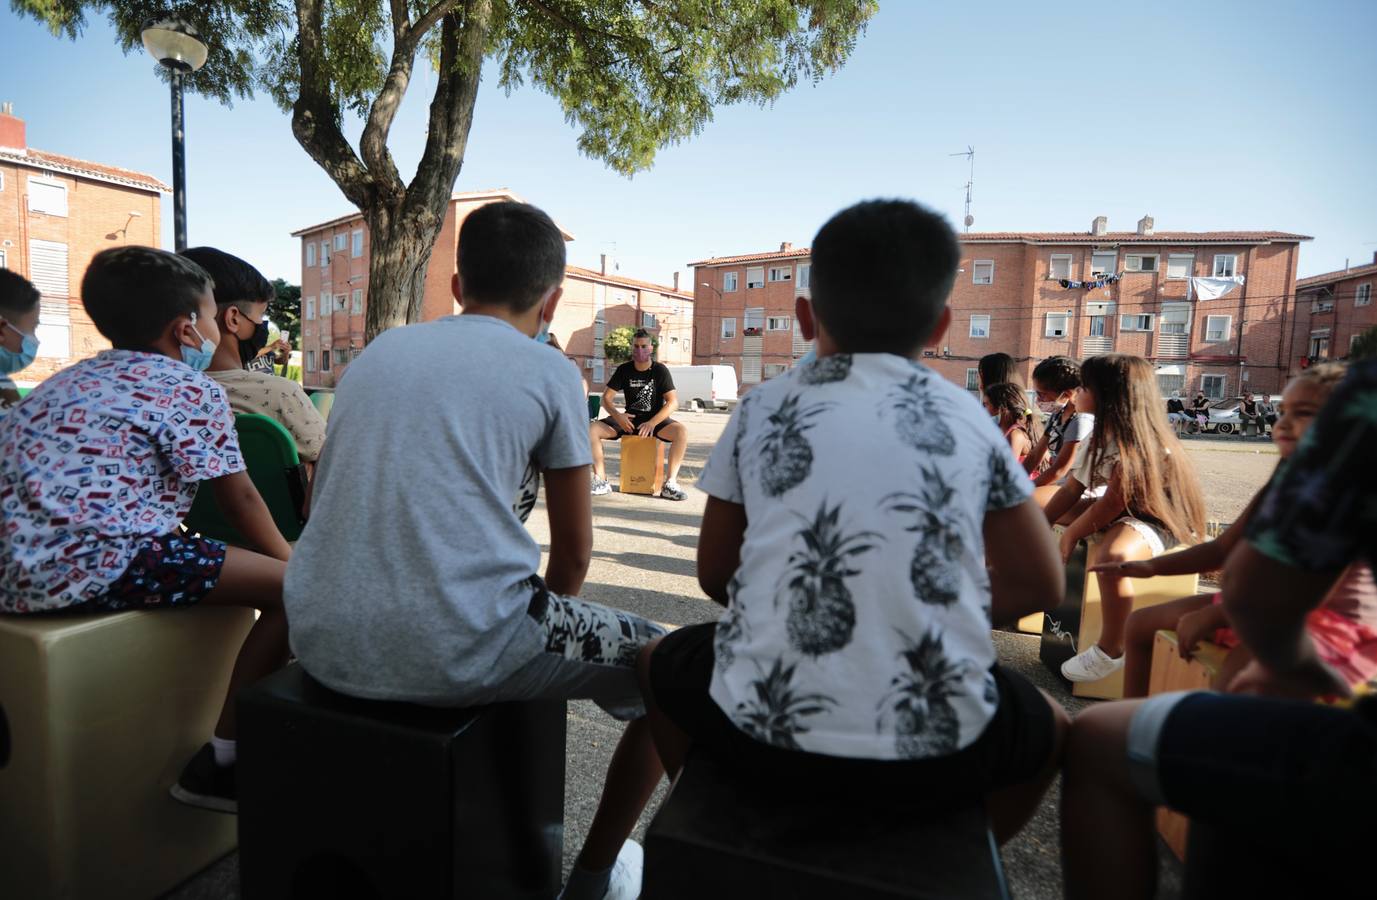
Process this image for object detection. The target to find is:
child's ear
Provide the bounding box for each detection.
[542,285,563,322]
[795,295,815,341]
[450,273,464,306]
[928,305,953,345]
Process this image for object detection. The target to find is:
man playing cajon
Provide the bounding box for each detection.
[589,329,688,501]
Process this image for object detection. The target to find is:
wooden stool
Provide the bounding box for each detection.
[0,607,253,900]
[619,434,665,495]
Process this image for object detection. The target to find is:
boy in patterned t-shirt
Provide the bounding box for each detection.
[0,246,293,814]
[638,200,1069,842]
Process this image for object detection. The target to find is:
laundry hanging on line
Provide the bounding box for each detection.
[1059,272,1122,290]
[1188,275,1245,301]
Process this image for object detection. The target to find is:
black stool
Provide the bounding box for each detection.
[237,664,565,899]
[643,752,1010,899]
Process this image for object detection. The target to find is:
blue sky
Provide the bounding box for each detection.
[2,0,1373,287]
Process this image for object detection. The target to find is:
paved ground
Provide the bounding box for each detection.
[166,413,1278,900]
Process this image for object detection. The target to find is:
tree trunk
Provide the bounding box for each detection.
[363,209,443,342]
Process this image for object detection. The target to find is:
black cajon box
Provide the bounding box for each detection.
[237,665,565,899]
[1039,540,1090,679]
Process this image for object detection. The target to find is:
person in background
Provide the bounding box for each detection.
[589,329,690,501]
[0,269,41,416]
[1022,356,1093,507]
[1190,390,1211,430]
[1165,391,1189,435]
[1238,390,1268,437]
[978,351,1020,391]
[983,381,1042,464]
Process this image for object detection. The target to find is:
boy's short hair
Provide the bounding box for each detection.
[1032,355,1081,393]
[457,201,566,312]
[180,246,273,312]
[809,199,959,355]
[633,329,651,341]
[0,269,40,317]
[82,246,213,349]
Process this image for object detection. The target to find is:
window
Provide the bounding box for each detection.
[335,293,347,312]
[767,316,790,331]
[1354,333,1364,354]
[305,296,316,320]
[0,249,6,269]
[745,267,765,289]
[1091,251,1117,275]
[642,312,658,329]
[1157,373,1185,397]
[965,368,980,391]
[352,348,363,361]
[768,266,792,283]
[1125,254,1158,273]
[1049,254,1073,280]
[320,347,331,371]
[969,315,990,338]
[320,241,330,267]
[721,317,737,339]
[351,289,364,314]
[723,271,738,292]
[334,348,349,366]
[27,179,68,216]
[1201,374,1226,400]
[1120,314,1154,331]
[333,233,347,252]
[1167,254,1194,279]
[763,364,788,379]
[1045,312,1069,337]
[972,260,994,285]
[1309,330,1331,359]
[306,242,316,267]
[1088,315,1106,337]
[0,172,4,190]
[351,229,364,257]
[1204,314,1231,342]
[1311,298,1334,313]
[744,307,765,333]
[797,263,811,290]
[306,350,316,372]
[1160,303,1190,334]
[1356,284,1371,307]
[1212,255,1237,278]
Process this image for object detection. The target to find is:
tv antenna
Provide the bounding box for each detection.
[949,145,975,231]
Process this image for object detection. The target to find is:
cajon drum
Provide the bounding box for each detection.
[619,435,665,495]
[0,607,254,900]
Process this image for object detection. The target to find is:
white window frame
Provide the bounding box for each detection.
[305,242,316,267]
[0,172,4,191]
[1045,312,1069,338]
[972,260,994,285]
[593,360,605,384]
[1048,254,1073,280]
[721,317,737,340]
[0,248,6,269]
[1088,315,1107,337]
[305,296,316,320]
[745,267,765,289]
[1119,313,1155,332]
[320,241,330,267]
[1160,302,1190,334]
[969,314,991,338]
[351,229,364,258]
[1204,314,1231,342]
[1309,330,1331,359]
[965,368,980,391]
[1166,254,1194,279]
[27,178,68,217]
[763,363,788,379]
[1212,254,1237,278]
[1201,374,1227,400]
[1091,251,1117,275]
[1311,298,1334,314]
[722,271,738,292]
[797,263,811,291]
[766,316,790,332]
[333,233,347,252]
[333,347,349,366]
[767,266,792,283]
[351,289,364,314]
[334,293,347,312]
[1124,253,1158,273]
[1356,283,1372,307]
[642,312,658,329]
[320,347,331,371]
[306,350,316,372]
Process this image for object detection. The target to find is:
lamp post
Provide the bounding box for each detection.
[141,19,208,252]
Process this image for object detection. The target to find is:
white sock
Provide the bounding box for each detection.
[210,736,237,767]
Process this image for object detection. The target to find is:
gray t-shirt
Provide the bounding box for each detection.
[284,315,592,704]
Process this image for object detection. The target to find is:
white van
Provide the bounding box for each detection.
[666,365,739,410]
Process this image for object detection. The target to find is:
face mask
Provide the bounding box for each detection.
[633,346,652,363]
[1037,400,1060,415]
[797,347,817,367]
[534,319,551,343]
[0,322,38,374]
[180,313,216,372]
[239,318,271,366]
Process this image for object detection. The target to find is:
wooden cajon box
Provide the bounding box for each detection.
[0,607,253,900]
[619,435,665,495]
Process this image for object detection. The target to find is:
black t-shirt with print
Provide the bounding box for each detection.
[608,361,676,420]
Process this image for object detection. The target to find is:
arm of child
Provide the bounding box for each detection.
[1060,467,1129,562]
[542,464,594,596]
[1091,483,1266,578]
[1033,438,1081,487]
[211,471,292,561]
[1022,430,1050,474]
[1041,475,1086,526]
[986,498,1065,624]
[1176,604,1228,656]
[697,495,747,607]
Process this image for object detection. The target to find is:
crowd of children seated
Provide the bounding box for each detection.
[0,198,1371,899]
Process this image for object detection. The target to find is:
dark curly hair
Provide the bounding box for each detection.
[1032,355,1081,394]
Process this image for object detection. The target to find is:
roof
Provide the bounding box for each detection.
[0,147,167,193]
[687,247,813,267]
[565,264,692,300]
[1296,261,1377,289]
[290,188,575,240]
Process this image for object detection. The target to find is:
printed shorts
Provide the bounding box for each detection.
[86,533,227,611]
[471,578,668,721]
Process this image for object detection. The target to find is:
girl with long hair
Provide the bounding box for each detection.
[982,382,1042,464]
[1043,354,1207,682]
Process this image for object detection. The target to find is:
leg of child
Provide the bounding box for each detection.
[1031,484,1061,510]
[1092,523,1155,658]
[196,545,290,740]
[985,688,1069,843]
[572,717,664,872]
[635,636,691,777]
[1122,593,1214,698]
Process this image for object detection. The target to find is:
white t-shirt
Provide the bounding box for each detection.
[698,353,1033,761]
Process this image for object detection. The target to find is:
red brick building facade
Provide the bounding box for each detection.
[1290,254,1377,374]
[691,217,1309,400]
[293,189,691,389]
[0,106,166,384]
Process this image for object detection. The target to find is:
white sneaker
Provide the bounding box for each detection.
[603,840,643,900]
[1060,644,1125,682]
[591,478,612,496]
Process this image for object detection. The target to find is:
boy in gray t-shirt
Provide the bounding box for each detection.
[285,202,664,900]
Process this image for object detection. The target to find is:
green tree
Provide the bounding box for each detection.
[1351,325,1377,361]
[269,277,302,345]
[16,1,876,343]
[603,325,657,365]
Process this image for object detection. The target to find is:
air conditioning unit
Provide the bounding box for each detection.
[584,358,595,369]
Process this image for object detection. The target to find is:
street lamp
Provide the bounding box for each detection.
[142,18,208,252]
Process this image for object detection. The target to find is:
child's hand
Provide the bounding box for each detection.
[1089,559,1155,579]
[1058,529,1078,564]
[1226,658,1351,701]
[1176,607,1220,657]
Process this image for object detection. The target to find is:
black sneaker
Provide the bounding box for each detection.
[170,743,237,813]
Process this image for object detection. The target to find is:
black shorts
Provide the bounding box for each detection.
[649,622,1057,805]
[598,416,677,442]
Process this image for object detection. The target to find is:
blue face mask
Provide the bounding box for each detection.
[0,322,38,374]
[534,319,550,344]
[179,314,216,371]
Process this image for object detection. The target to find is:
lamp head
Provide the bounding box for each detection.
[141,19,209,73]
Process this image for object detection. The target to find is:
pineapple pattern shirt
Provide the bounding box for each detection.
[698,353,1033,761]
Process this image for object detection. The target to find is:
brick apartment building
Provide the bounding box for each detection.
[691,216,1310,400]
[1289,253,1377,374]
[0,105,165,383]
[293,189,691,389]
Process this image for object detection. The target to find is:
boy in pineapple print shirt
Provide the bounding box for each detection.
[638,200,1069,839]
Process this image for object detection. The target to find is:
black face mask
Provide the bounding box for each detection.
[239,318,270,367]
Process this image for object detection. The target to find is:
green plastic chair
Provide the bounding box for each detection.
[308,390,335,421]
[183,413,308,544]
